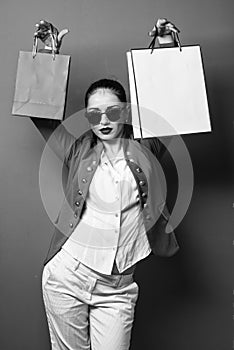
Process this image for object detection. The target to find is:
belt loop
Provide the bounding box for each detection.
[87,276,97,292]
[114,275,122,287]
[74,260,80,271]
[118,273,133,287]
[117,275,124,287]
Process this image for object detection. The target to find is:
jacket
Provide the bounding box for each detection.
[44,124,179,265]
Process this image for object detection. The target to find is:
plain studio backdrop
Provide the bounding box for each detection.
[0,1,233,349]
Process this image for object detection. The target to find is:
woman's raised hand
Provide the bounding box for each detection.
[34,20,69,53]
[148,18,180,45]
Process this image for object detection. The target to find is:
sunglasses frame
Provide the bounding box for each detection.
[85,105,125,125]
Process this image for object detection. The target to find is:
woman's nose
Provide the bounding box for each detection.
[100,113,110,125]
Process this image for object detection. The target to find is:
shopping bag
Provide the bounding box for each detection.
[127,45,211,138]
[12,50,70,120]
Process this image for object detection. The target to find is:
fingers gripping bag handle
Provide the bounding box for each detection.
[148,20,182,53]
[32,32,56,60]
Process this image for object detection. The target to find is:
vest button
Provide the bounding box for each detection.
[74,213,78,218]
[139,180,145,186]
[77,190,83,195]
[69,223,73,228]
[142,192,147,198]
[87,166,93,172]
[146,215,151,220]
[75,201,80,207]
[82,178,87,183]
[136,167,142,173]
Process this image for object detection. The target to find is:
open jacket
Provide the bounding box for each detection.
[43,123,179,265]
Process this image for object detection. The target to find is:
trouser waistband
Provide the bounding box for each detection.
[74,260,134,287]
[60,248,134,288]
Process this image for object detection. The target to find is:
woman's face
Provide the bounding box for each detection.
[86,89,127,141]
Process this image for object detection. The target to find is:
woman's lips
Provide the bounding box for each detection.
[100,127,113,134]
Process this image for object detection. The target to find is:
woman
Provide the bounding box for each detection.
[34,19,179,350]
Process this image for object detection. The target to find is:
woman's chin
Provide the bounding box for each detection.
[99,134,118,141]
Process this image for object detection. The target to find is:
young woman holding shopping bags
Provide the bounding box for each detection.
[31,18,179,350]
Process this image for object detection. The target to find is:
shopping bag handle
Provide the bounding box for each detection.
[32,32,57,60]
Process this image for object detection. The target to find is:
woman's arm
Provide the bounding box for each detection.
[30,21,75,166]
[143,18,179,159]
[31,117,76,166]
[30,117,60,142]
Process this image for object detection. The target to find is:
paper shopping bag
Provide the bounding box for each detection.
[12,51,70,120]
[127,46,211,138]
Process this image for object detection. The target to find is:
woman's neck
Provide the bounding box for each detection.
[102,138,123,159]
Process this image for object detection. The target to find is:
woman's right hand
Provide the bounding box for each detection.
[34,20,69,53]
[148,18,180,45]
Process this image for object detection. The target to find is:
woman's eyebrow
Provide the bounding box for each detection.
[107,105,121,108]
[86,107,101,111]
[87,105,121,111]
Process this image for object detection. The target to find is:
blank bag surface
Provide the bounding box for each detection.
[12,51,70,120]
[127,46,211,138]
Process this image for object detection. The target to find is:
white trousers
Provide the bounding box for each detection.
[42,248,139,350]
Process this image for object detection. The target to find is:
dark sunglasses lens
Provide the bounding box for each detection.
[85,107,123,125]
[106,107,122,121]
[85,111,101,125]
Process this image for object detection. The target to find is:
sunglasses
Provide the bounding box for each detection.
[85,105,124,125]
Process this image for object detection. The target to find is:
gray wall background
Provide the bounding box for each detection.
[0,0,233,349]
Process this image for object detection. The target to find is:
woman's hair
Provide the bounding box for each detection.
[85,78,127,107]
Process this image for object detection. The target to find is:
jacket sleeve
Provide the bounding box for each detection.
[148,204,180,257]
[138,137,180,256]
[31,118,76,167]
[137,137,163,160]
[138,136,174,161]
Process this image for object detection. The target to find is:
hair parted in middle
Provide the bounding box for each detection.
[84,78,127,108]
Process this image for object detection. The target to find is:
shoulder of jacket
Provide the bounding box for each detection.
[68,129,94,157]
[135,137,162,159]
[136,137,159,149]
[73,130,93,146]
